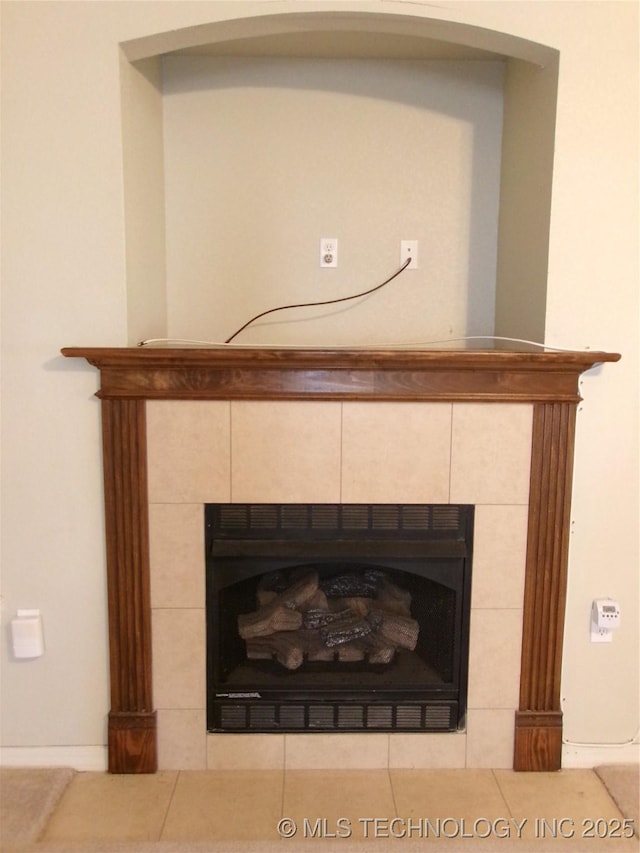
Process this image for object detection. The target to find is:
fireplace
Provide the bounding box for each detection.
[61,345,620,773]
[206,503,473,734]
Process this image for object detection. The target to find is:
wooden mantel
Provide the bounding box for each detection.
[62,346,620,773]
[62,345,618,403]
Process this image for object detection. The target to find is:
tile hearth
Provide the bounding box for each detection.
[39,768,628,846]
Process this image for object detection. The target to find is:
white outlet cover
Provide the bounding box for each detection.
[400,240,419,269]
[320,238,338,268]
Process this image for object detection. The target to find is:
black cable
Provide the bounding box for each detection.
[224,258,413,344]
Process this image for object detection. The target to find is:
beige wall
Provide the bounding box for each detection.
[161,56,503,346]
[494,55,557,342]
[1,0,637,766]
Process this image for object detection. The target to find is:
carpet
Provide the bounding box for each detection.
[0,767,75,848]
[595,764,640,834]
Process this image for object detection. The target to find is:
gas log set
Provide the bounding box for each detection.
[237,567,419,671]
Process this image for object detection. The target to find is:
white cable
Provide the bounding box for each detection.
[562,731,640,748]
[138,338,228,347]
[138,335,595,352]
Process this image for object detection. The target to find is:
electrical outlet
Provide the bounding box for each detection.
[320,238,338,268]
[400,240,419,269]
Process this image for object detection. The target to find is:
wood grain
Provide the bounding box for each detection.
[62,347,620,403]
[102,399,156,773]
[515,403,576,771]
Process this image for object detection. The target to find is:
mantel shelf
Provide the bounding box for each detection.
[61,346,620,403]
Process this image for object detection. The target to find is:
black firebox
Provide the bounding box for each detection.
[206,503,473,734]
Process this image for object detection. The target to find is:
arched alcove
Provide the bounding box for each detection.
[119,9,559,347]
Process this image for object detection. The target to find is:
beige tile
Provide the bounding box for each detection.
[283,770,396,840]
[285,733,389,769]
[465,709,515,768]
[450,403,532,504]
[494,769,626,840]
[467,609,523,709]
[41,771,177,842]
[341,403,452,503]
[149,504,205,608]
[207,733,285,769]
[147,400,231,503]
[161,770,283,841]
[389,733,467,769]
[390,768,509,820]
[231,401,341,502]
[158,709,207,770]
[471,504,528,609]
[152,608,205,710]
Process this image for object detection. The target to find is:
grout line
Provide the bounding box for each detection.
[491,768,515,819]
[448,403,454,503]
[158,769,181,841]
[280,752,287,821]
[388,765,401,820]
[339,401,343,502]
[228,401,233,502]
[283,733,288,776]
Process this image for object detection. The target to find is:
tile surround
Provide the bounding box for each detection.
[147,400,231,503]
[149,504,204,609]
[284,733,390,770]
[147,400,533,770]
[465,710,516,769]
[231,401,342,502]
[450,403,533,505]
[341,402,452,502]
[157,710,207,771]
[152,609,205,711]
[207,733,285,770]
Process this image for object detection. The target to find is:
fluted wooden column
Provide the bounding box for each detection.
[514,402,576,770]
[101,399,156,773]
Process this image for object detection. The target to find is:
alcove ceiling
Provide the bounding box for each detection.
[123,11,556,67]
[169,30,504,61]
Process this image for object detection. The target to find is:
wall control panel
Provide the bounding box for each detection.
[590,598,621,643]
[10,609,45,659]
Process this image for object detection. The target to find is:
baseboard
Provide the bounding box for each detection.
[562,742,640,768]
[0,745,107,771]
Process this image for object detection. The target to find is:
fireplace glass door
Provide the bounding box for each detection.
[206,504,473,733]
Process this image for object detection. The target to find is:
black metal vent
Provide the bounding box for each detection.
[396,706,423,728]
[309,706,335,729]
[366,706,393,728]
[212,701,458,733]
[211,503,465,538]
[249,705,277,729]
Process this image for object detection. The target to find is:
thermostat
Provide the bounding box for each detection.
[590,598,620,643]
[10,609,45,659]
